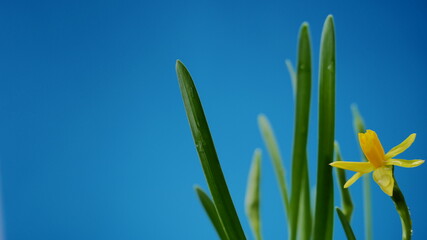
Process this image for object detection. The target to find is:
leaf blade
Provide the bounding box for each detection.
[289,23,312,240]
[195,186,229,240]
[257,114,290,219]
[176,60,246,240]
[336,207,356,240]
[313,15,336,240]
[285,59,297,98]
[245,149,263,240]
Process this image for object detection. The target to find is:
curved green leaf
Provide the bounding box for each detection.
[176,60,246,240]
[257,114,290,219]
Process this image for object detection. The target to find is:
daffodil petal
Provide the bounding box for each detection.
[344,172,364,188]
[385,159,424,168]
[373,166,394,196]
[384,133,416,160]
[330,161,374,173]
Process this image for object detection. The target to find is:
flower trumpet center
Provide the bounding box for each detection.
[359,130,385,168]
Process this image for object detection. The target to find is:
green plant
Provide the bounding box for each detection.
[176,14,423,240]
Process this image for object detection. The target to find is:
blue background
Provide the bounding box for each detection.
[0,0,426,239]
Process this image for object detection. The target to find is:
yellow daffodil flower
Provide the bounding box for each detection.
[330,130,424,196]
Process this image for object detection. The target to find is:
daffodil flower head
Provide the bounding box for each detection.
[330,130,424,196]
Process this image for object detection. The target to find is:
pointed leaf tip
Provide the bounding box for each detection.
[323,15,335,32]
[194,184,202,191]
[300,23,310,36]
[257,114,266,123]
[301,22,309,29]
[176,59,184,70]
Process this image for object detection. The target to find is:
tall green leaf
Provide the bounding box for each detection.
[289,23,312,240]
[313,15,336,240]
[195,186,229,240]
[176,60,246,240]
[258,114,290,218]
[334,141,354,221]
[245,149,262,240]
[351,104,372,240]
[336,208,356,240]
[296,173,311,240]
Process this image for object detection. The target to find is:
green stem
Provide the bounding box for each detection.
[391,173,412,240]
[363,174,373,240]
[351,104,373,240]
[334,142,353,221]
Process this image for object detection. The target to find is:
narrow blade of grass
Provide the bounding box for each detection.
[245,149,262,240]
[195,186,230,240]
[285,59,297,98]
[176,60,246,240]
[289,22,312,240]
[334,141,354,221]
[336,207,356,240]
[351,104,372,240]
[313,15,336,240]
[257,114,290,219]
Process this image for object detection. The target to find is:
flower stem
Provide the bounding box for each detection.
[391,173,412,240]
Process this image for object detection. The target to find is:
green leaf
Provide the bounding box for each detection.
[195,186,229,240]
[313,15,336,240]
[351,104,365,134]
[285,59,297,98]
[336,207,356,240]
[245,149,263,240]
[351,104,373,240]
[176,60,246,240]
[289,22,312,240]
[334,141,354,221]
[296,177,311,240]
[257,114,290,219]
